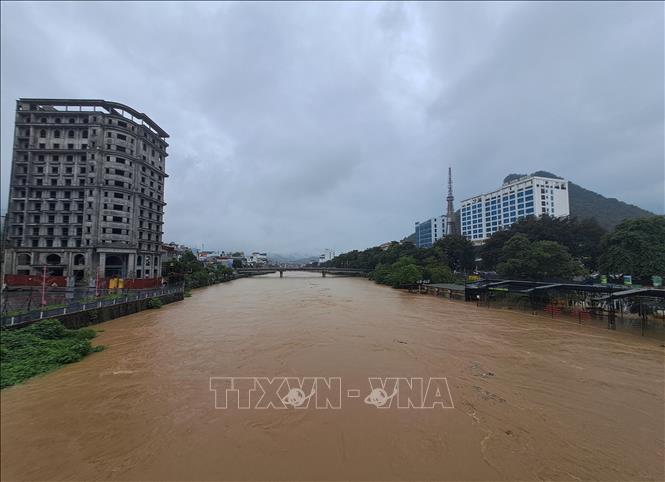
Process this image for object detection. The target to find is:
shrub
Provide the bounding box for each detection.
[147,297,163,309]
[1,319,102,389]
[25,318,67,339]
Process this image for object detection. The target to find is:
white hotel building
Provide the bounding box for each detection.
[460,175,570,244]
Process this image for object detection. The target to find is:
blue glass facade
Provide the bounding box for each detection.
[461,182,539,241]
[415,219,433,248]
[414,215,445,248]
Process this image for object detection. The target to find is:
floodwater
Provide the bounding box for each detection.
[1,273,664,481]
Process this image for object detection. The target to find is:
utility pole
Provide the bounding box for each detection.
[446,167,456,236]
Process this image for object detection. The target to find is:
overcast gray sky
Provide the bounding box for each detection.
[1,1,663,255]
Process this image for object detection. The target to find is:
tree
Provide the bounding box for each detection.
[422,263,456,284]
[434,235,475,272]
[480,215,606,271]
[370,263,392,284]
[497,234,584,280]
[387,260,422,288]
[599,217,665,281]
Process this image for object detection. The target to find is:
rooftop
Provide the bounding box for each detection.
[19,98,169,138]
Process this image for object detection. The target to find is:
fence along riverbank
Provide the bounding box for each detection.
[1,286,184,328]
[418,279,665,339]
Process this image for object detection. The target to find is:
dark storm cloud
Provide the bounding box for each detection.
[1,2,663,255]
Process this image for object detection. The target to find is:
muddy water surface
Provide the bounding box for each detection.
[2,273,664,481]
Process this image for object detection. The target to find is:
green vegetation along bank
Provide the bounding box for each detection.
[327,215,665,286]
[162,250,234,289]
[326,235,474,288]
[1,319,103,389]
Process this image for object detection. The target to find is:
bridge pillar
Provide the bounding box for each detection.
[279,270,283,278]
[322,270,326,277]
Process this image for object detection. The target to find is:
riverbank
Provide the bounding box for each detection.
[1,289,183,388]
[2,273,663,480]
[2,287,184,329]
[0,319,104,389]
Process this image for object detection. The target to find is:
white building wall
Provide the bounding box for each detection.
[460,176,569,244]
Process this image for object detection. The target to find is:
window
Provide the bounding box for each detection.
[54,130,61,138]
[17,253,31,265]
[68,130,75,138]
[39,129,46,138]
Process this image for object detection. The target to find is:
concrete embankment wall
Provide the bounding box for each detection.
[20,291,184,330]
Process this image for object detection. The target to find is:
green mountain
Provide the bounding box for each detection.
[504,171,655,230]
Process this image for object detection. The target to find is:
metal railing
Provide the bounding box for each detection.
[1,286,183,328]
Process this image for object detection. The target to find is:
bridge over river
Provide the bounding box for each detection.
[236,267,369,277]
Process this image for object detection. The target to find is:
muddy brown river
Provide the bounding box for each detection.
[1,273,664,481]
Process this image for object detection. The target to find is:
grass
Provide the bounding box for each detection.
[0,319,104,389]
[79,293,125,304]
[2,303,66,318]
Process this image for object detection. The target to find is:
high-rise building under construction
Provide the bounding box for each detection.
[2,98,169,286]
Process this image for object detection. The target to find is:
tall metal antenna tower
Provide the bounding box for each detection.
[446,167,456,235]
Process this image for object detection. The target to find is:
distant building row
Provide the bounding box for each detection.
[162,244,269,268]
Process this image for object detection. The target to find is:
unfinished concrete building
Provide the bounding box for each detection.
[3,99,169,286]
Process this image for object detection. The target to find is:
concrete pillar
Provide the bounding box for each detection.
[66,252,73,278]
[322,270,326,278]
[279,270,283,278]
[99,252,106,278]
[85,251,94,287]
[127,253,135,279]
